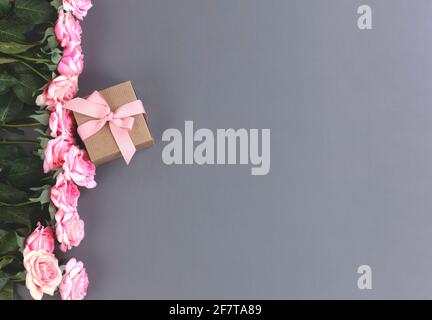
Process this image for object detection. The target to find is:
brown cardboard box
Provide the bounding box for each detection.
[73,81,154,166]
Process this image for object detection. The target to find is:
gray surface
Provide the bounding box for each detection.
[66,0,432,299]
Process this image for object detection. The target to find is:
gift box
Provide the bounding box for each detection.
[70,81,154,166]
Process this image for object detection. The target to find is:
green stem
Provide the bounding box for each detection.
[0,201,35,207]
[18,61,51,82]
[12,54,51,63]
[40,176,53,182]
[0,140,38,145]
[0,122,42,128]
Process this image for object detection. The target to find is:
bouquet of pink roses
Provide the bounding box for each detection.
[0,0,95,300]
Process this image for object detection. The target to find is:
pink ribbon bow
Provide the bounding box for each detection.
[64,91,146,164]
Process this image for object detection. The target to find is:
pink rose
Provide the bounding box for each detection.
[36,75,78,107]
[55,209,85,252]
[24,250,62,300]
[24,223,55,256]
[51,173,80,211]
[59,258,89,300]
[63,145,96,189]
[55,10,82,49]
[57,46,84,76]
[49,108,76,138]
[43,134,74,173]
[63,0,93,20]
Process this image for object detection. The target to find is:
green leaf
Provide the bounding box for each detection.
[0,256,14,270]
[29,112,48,125]
[41,27,54,42]
[0,56,17,64]
[33,127,48,137]
[46,63,57,71]
[12,58,51,86]
[0,206,31,229]
[0,145,22,177]
[0,72,16,94]
[0,271,9,291]
[14,0,56,25]
[0,230,20,254]
[10,270,25,282]
[5,157,44,188]
[0,92,23,123]
[0,145,24,161]
[15,227,29,237]
[50,0,61,10]
[0,253,24,273]
[12,73,42,105]
[0,21,29,43]
[0,41,37,54]
[0,183,28,204]
[29,188,49,205]
[10,62,28,74]
[0,127,24,135]
[0,0,12,18]
[50,48,61,64]
[48,202,56,220]
[0,280,16,300]
[15,233,24,250]
[37,136,49,149]
[41,27,58,51]
[34,148,44,160]
[5,103,34,122]
[29,185,49,191]
[45,35,58,51]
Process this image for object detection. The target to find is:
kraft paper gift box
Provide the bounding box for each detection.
[72,81,154,166]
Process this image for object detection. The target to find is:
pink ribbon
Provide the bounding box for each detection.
[64,91,146,165]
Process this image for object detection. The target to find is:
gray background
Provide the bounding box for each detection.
[63,0,432,299]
